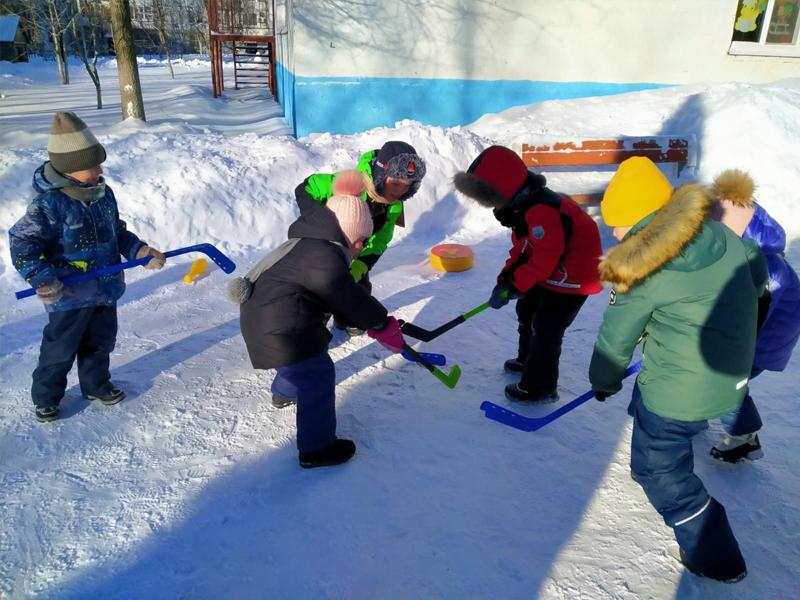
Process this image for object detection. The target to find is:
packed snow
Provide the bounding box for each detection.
[1,57,798,600]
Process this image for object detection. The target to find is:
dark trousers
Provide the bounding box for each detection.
[32,305,118,408]
[719,368,763,436]
[516,287,587,395]
[629,386,746,581]
[272,351,337,453]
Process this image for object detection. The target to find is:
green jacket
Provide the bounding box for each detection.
[590,184,768,421]
[294,150,403,270]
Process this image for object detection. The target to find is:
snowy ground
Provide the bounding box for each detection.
[1,58,799,599]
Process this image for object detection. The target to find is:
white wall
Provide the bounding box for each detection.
[291,0,799,84]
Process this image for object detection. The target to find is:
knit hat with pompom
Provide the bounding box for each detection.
[326,170,373,245]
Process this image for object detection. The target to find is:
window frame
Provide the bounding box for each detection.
[729,0,800,57]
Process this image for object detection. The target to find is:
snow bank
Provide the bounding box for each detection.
[468,79,800,243]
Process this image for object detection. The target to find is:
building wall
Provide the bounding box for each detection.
[274,0,296,134]
[285,0,799,138]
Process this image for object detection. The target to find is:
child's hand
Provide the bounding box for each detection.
[136,246,166,270]
[368,316,405,353]
[350,259,368,283]
[36,280,67,304]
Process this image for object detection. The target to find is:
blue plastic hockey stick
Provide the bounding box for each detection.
[15,243,236,300]
[480,361,642,432]
[402,351,446,366]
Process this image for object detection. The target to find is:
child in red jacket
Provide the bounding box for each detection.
[455,146,603,402]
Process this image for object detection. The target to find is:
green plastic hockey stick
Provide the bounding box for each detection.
[401,343,462,389]
[400,291,508,343]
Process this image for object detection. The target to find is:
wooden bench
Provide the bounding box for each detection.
[512,135,697,205]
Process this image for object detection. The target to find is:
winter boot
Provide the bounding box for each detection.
[271,394,296,409]
[710,433,763,464]
[504,359,524,374]
[86,387,126,405]
[299,439,356,469]
[36,406,60,423]
[504,383,559,404]
[669,544,748,584]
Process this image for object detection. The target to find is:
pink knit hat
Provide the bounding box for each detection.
[327,170,373,245]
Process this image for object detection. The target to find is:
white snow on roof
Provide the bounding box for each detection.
[0,15,20,43]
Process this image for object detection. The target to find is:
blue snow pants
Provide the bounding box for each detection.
[271,351,337,453]
[32,305,118,408]
[628,385,747,581]
[719,368,763,436]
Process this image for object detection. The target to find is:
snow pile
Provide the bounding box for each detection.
[101,55,231,71]
[1,62,799,600]
[469,79,800,242]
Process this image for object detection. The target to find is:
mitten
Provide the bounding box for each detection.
[36,280,65,305]
[368,316,405,353]
[136,245,166,270]
[350,259,369,283]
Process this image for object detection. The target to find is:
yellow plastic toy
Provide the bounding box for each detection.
[184,258,207,283]
[430,244,474,272]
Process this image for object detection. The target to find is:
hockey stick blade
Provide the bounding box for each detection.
[15,243,236,300]
[402,351,447,366]
[402,343,461,389]
[480,361,642,432]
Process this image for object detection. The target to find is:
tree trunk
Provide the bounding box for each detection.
[158,29,174,79]
[165,44,175,79]
[110,0,146,121]
[48,3,68,85]
[91,37,102,109]
[60,32,70,84]
[72,2,102,109]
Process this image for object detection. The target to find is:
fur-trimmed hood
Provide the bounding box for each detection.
[600,183,716,293]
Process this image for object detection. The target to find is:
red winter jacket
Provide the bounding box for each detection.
[497,186,603,296]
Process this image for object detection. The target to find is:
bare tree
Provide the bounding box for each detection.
[110,0,146,120]
[69,0,104,108]
[152,0,174,78]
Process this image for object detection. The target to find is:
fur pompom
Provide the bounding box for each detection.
[226,277,253,304]
[333,170,367,197]
[713,169,756,207]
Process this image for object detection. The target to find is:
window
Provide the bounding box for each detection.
[729,0,800,56]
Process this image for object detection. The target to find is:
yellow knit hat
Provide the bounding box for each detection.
[601,157,674,227]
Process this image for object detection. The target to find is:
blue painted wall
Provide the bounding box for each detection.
[275,61,297,136]
[291,77,670,139]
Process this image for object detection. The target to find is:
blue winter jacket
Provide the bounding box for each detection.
[745,203,800,371]
[9,163,146,312]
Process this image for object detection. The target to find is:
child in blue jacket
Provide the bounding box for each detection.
[9,112,165,423]
[711,170,800,462]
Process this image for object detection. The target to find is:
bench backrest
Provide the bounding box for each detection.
[512,135,697,205]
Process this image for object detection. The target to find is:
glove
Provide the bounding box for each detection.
[136,245,166,270]
[36,280,66,305]
[350,259,369,283]
[489,283,510,309]
[489,283,522,309]
[594,391,612,402]
[368,316,405,354]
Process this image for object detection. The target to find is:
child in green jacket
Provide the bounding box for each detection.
[294,141,426,335]
[590,157,767,584]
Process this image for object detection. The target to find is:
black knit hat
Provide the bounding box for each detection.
[372,141,426,200]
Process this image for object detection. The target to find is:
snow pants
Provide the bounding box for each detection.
[629,386,747,581]
[516,287,587,395]
[271,351,337,453]
[719,368,763,436]
[32,305,118,408]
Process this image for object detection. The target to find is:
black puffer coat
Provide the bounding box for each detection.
[240,201,388,370]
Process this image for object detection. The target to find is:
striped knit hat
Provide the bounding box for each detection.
[48,112,106,174]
